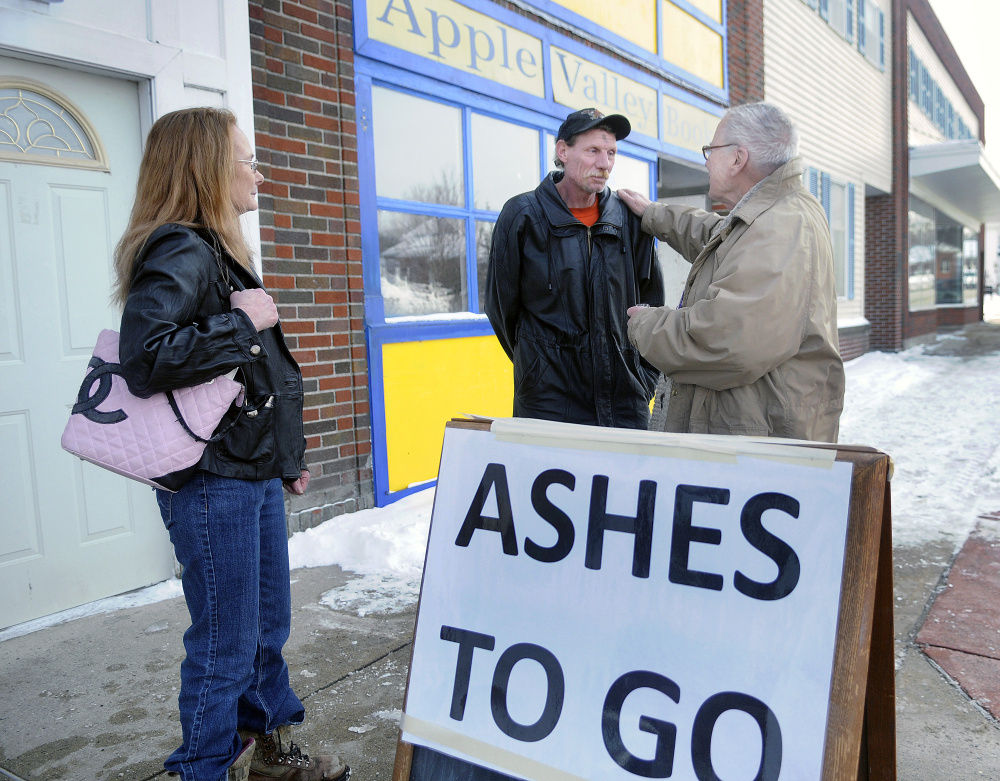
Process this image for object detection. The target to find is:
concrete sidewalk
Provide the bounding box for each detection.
[0,565,416,781]
[5,324,1000,780]
[891,321,1000,778]
[7,523,1000,781]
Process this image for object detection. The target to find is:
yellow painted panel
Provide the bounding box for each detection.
[548,0,657,53]
[685,0,723,24]
[367,0,545,98]
[383,336,513,492]
[661,1,724,88]
[550,46,658,138]
[661,93,721,155]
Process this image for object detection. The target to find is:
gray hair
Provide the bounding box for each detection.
[721,102,798,171]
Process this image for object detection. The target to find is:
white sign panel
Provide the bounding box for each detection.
[402,425,854,781]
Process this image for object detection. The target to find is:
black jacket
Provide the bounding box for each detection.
[486,173,664,428]
[120,224,306,488]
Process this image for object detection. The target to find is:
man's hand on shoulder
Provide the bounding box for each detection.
[618,188,652,218]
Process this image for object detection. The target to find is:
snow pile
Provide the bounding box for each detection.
[0,577,183,643]
[839,346,1000,548]
[287,488,434,616]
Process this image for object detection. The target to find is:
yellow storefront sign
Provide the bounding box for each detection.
[550,45,658,138]
[368,0,545,97]
[546,0,657,53]
[685,0,723,23]
[661,93,720,155]
[661,0,724,88]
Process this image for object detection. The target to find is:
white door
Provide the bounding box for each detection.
[0,56,174,630]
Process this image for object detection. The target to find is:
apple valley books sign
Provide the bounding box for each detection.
[397,419,874,781]
[361,0,721,155]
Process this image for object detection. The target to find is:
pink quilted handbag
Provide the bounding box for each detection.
[61,329,243,491]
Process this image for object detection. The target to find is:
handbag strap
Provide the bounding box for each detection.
[166,385,246,444]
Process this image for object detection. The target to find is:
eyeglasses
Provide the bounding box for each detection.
[237,156,259,172]
[701,143,737,160]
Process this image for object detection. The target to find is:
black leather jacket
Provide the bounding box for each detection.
[120,224,306,488]
[486,173,664,428]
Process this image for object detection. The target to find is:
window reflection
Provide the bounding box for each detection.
[908,196,979,309]
[475,220,494,313]
[908,199,935,310]
[472,114,539,211]
[372,87,464,206]
[935,220,963,305]
[963,227,979,305]
[609,152,652,197]
[378,210,467,317]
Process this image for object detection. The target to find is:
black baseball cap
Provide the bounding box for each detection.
[556,108,631,142]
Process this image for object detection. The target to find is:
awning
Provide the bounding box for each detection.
[910,139,1000,224]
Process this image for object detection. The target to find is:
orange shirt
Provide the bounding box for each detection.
[569,200,600,227]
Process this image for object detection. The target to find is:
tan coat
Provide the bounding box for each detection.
[627,157,845,442]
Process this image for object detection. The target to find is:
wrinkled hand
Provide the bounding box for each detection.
[231,289,278,331]
[283,469,310,495]
[618,188,652,218]
[627,304,650,319]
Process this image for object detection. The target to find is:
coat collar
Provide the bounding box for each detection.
[729,156,806,226]
[537,171,619,228]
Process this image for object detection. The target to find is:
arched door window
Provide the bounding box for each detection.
[0,78,109,171]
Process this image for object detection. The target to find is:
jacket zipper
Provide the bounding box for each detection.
[589,222,618,427]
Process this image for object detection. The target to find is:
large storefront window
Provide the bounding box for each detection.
[908,196,979,309]
[371,86,543,318]
[935,218,963,305]
[471,114,539,211]
[372,90,463,205]
[363,80,660,503]
[373,85,655,321]
[908,199,935,310]
[963,227,980,305]
[378,211,467,317]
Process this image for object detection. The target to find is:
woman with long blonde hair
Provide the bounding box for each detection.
[117,107,349,781]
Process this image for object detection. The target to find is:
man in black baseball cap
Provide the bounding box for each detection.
[484,106,663,429]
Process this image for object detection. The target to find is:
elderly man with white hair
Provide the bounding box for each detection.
[618,102,844,443]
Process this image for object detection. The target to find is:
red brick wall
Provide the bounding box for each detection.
[838,327,870,362]
[937,307,981,328]
[249,0,373,530]
[727,0,766,104]
[864,194,903,350]
[905,309,935,343]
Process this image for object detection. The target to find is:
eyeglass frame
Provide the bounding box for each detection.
[701,143,738,161]
[237,156,259,172]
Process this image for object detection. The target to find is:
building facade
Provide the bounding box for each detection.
[251,0,746,512]
[2,0,997,629]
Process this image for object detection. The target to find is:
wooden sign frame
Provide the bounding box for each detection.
[392,420,895,781]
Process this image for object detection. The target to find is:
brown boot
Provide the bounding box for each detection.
[238,725,349,781]
[229,737,256,781]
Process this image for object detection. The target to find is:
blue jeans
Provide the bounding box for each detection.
[157,473,305,781]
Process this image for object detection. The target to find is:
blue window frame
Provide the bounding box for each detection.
[356,62,659,504]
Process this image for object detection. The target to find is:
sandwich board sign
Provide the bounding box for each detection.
[393,419,895,781]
